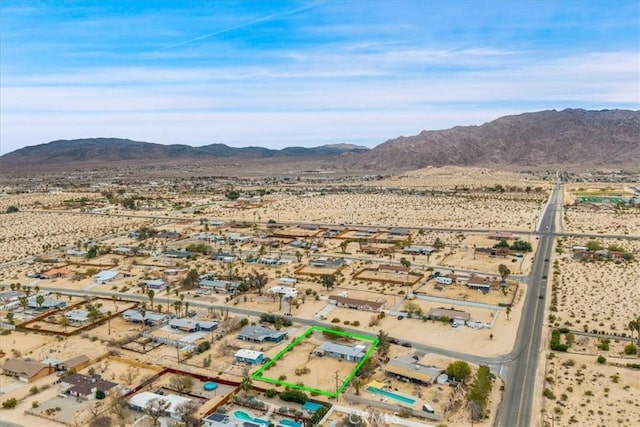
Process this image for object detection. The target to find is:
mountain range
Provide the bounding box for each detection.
[1,108,638,170]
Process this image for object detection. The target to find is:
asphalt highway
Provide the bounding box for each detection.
[496,183,560,427]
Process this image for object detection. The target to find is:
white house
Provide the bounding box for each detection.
[95,270,120,284]
[128,391,192,420]
[268,286,298,299]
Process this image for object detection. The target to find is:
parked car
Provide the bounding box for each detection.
[390,338,401,345]
[401,342,413,348]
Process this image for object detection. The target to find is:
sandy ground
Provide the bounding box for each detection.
[0,210,160,263]
[552,237,640,336]
[366,167,552,190]
[563,184,640,235]
[541,351,640,427]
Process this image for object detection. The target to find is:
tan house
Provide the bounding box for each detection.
[1,359,53,382]
[329,295,385,312]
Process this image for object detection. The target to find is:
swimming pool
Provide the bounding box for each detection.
[279,419,302,427]
[233,410,270,425]
[366,386,416,405]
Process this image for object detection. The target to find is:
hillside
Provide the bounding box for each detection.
[0,138,369,166]
[352,109,640,169]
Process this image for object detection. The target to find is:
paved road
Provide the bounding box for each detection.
[496,183,560,427]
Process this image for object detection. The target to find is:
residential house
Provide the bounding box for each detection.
[329,295,385,312]
[122,309,168,325]
[385,356,442,385]
[308,258,347,269]
[128,391,192,420]
[59,373,117,400]
[466,277,493,291]
[1,359,53,382]
[211,252,237,263]
[268,286,298,299]
[141,279,166,290]
[237,326,288,343]
[199,278,240,294]
[27,297,66,310]
[234,349,264,365]
[403,246,435,256]
[95,270,120,284]
[157,231,181,239]
[169,318,219,332]
[42,268,71,279]
[163,249,193,259]
[59,355,90,372]
[488,232,517,240]
[313,342,368,362]
[378,264,410,274]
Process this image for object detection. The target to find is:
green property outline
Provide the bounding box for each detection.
[252,325,379,398]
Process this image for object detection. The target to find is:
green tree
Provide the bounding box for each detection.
[321,274,336,291]
[5,312,14,325]
[498,264,511,280]
[445,360,472,382]
[59,315,70,332]
[19,296,28,311]
[181,269,200,289]
[5,205,19,214]
[240,368,253,396]
[295,250,303,263]
[87,245,99,259]
[400,257,411,268]
[339,240,349,254]
[35,294,45,309]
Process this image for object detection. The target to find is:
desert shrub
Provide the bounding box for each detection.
[352,320,360,327]
[2,398,17,409]
[623,344,638,355]
[550,330,568,352]
[597,339,610,351]
[265,389,278,398]
[31,401,39,408]
[331,318,340,323]
[279,389,308,404]
[597,355,606,364]
[543,388,556,399]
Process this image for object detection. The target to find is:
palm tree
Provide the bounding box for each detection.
[351,378,363,395]
[173,301,182,317]
[59,315,70,333]
[147,289,155,310]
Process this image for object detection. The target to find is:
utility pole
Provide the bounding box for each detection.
[335,371,339,396]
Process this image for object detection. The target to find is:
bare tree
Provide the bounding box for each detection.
[145,397,171,427]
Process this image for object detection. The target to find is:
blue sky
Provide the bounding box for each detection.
[1,0,638,154]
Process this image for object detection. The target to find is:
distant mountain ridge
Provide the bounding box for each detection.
[1,109,638,170]
[355,108,640,169]
[0,138,370,164]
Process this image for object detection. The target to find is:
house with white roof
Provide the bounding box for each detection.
[95,270,120,284]
[234,349,264,364]
[128,391,192,420]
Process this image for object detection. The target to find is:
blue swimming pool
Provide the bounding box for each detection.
[233,410,270,425]
[366,386,416,405]
[279,419,302,427]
